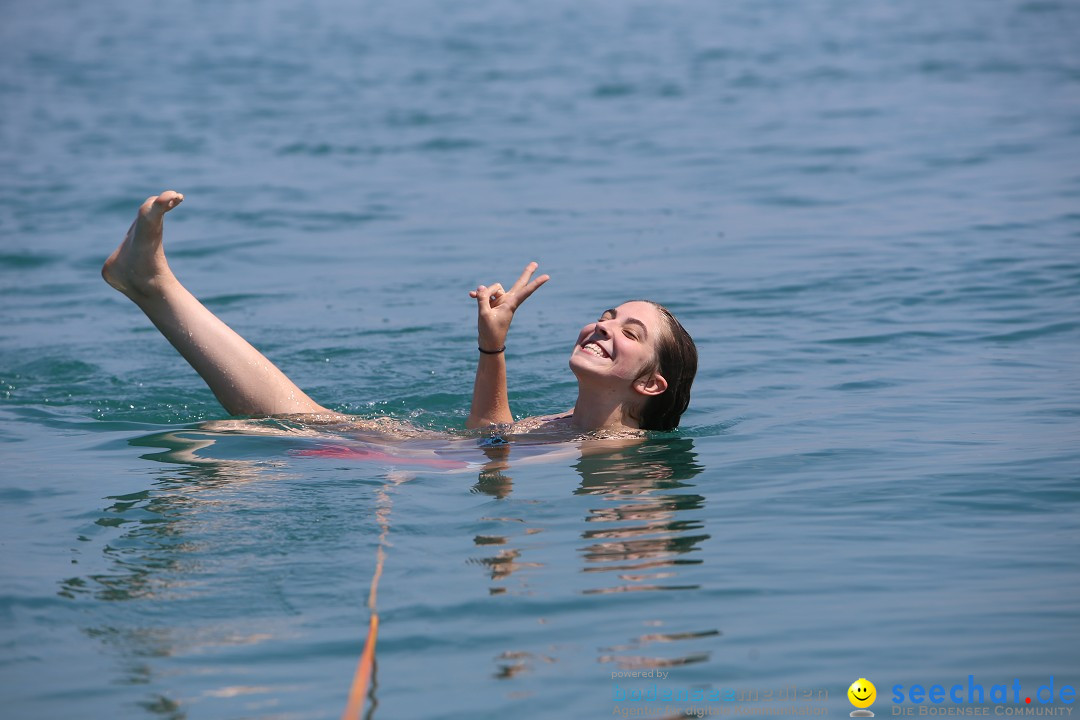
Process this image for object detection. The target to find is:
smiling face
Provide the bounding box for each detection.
[569,301,668,394]
[848,679,876,709]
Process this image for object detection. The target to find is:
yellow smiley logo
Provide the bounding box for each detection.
[848,678,877,709]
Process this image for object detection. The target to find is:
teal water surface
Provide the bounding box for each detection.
[2,0,1079,718]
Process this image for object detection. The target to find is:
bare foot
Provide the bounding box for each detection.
[102,191,184,300]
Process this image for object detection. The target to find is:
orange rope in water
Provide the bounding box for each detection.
[341,473,405,720]
[341,611,379,720]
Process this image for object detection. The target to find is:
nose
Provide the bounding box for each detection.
[592,319,612,338]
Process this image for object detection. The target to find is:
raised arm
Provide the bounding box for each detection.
[465,262,549,430]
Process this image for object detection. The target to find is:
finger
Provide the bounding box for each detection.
[509,261,540,292]
[474,285,491,306]
[486,284,505,310]
[514,274,550,304]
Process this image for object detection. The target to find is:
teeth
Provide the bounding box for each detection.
[583,342,608,358]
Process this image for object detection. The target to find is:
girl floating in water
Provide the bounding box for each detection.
[102,192,697,436]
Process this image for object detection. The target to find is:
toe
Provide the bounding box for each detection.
[139,191,183,220]
[156,191,183,209]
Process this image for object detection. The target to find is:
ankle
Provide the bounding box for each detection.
[127,272,182,303]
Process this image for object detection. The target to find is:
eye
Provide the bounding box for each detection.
[624,329,638,340]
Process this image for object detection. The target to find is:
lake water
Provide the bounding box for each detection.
[1,0,1079,718]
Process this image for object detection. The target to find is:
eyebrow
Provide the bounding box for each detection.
[601,308,648,339]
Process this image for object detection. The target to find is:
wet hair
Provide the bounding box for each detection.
[633,301,698,432]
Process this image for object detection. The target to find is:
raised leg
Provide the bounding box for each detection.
[103,191,335,417]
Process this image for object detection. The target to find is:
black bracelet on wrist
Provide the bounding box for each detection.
[478,345,506,354]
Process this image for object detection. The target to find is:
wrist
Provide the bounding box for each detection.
[478,332,507,348]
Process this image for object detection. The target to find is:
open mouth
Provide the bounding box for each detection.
[580,341,611,359]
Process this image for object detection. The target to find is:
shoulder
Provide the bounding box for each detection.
[510,411,574,434]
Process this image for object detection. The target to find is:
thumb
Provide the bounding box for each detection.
[474,285,492,309]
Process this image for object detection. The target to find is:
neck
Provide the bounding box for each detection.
[570,385,641,432]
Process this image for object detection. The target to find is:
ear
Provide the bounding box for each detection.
[634,371,668,397]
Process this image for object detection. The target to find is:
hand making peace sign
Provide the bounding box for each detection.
[469,262,550,352]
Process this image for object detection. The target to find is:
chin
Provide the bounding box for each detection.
[569,352,618,385]
[569,350,600,371]
[568,354,596,381]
